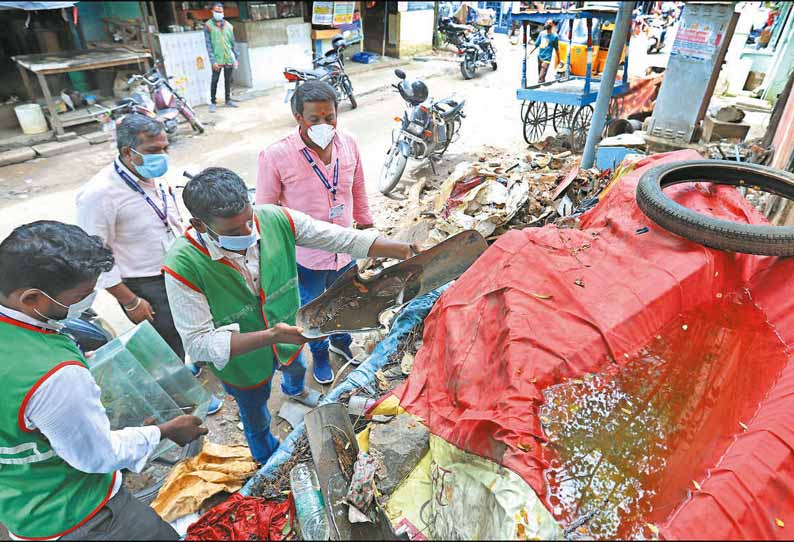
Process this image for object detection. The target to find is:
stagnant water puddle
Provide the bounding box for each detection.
[539,292,789,539]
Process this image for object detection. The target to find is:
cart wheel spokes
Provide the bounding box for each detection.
[523,101,548,144]
[552,104,574,132]
[570,105,593,152]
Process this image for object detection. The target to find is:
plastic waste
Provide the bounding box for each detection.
[289,463,330,540]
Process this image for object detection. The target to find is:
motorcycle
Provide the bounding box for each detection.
[438,16,473,50]
[283,35,357,109]
[378,69,466,197]
[123,62,205,134]
[644,15,674,54]
[458,25,497,80]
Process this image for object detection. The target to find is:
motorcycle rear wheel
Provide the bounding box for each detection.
[460,56,476,80]
[379,144,408,196]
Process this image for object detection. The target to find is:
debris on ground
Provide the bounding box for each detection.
[152,441,259,521]
[246,434,311,500]
[369,412,430,496]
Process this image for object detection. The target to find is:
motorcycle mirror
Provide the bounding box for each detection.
[395,69,407,79]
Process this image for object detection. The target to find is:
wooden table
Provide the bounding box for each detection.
[12,48,152,136]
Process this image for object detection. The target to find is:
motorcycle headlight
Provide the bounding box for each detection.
[407,122,425,136]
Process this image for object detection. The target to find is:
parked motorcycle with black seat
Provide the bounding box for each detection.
[458,25,497,80]
[283,35,357,109]
[439,16,473,49]
[378,69,465,197]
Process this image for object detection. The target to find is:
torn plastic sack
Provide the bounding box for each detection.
[152,442,258,521]
[387,149,794,539]
[186,493,292,541]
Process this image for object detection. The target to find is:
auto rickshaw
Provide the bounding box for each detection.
[556,18,626,76]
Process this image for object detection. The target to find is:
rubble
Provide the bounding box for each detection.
[369,412,430,496]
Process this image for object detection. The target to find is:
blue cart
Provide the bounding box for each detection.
[512,8,631,151]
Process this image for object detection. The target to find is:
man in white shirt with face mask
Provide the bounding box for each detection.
[255,81,374,385]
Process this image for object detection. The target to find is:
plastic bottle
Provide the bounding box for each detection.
[290,462,331,540]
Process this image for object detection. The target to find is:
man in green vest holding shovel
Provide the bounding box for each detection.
[163,167,415,464]
[0,221,207,540]
[204,2,239,112]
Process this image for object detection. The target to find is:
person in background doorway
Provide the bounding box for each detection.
[0,221,207,541]
[256,81,374,385]
[205,1,239,112]
[529,19,559,83]
[76,114,222,414]
[163,167,415,464]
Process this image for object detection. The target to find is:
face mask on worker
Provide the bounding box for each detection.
[213,11,224,21]
[307,124,336,150]
[29,289,97,324]
[131,148,169,178]
[206,223,258,251]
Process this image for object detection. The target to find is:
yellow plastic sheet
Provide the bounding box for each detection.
[151,441,259,521]
[384,434,563,540]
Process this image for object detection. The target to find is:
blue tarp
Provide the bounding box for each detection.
[240,287,446,496]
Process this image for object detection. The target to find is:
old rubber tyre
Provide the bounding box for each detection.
[636,160,794,256]
[342,76,357,109]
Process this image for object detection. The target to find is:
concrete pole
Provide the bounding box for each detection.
[581,2,635,169]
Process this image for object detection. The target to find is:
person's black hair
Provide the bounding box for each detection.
[116,113,164,153]
[0,221,114,297]
[291,80,338,115]
[212,2,224,8]
[182,167,249,225]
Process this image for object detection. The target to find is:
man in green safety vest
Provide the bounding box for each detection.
[0,221,208,540]
[204,2,239,112]
[163,167,416,464]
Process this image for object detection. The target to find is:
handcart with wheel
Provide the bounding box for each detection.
[512,8,631,152]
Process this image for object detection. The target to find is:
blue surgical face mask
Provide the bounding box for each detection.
[206,223,258,251]
[131,148,169,178]
[213,11,224,21]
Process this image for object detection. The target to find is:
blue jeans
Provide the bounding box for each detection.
[221,352,307,464]
[297,262,355,358]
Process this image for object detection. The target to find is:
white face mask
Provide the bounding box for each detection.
[307,124,336,150]
[30,290,98,325]
[212,11,224,21]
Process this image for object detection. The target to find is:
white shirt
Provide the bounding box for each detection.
[76,159,183,289]
[164,207,379,369]
[0,305,161,539]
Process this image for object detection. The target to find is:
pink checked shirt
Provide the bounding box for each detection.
[256,127,373,271]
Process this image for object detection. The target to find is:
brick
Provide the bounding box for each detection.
[83,131,112,145]
[0,147,36,167]
[32,137,90,158]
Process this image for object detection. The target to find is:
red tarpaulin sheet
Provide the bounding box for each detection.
[394,150,794,539]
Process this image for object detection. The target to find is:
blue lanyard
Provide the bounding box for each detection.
[114,160,178,229]
[301,149,339,201]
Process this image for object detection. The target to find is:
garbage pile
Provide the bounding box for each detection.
[381,146,611,251]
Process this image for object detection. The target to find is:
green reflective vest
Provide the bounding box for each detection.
[163,205,302,388]
[0,316,116,539]
[205,19,236,65]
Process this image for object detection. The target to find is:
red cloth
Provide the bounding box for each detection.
[186,493,293,541]
[393,150,794,539]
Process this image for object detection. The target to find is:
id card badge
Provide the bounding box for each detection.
[329,203,345,220]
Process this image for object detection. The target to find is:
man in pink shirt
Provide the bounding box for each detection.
[256,81,373,384]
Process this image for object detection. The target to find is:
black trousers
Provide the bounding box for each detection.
[61,485,178,541]
[210,65,234,104]
[122,275,185,360]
